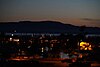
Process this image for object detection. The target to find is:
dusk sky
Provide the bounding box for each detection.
[0,0,100,27]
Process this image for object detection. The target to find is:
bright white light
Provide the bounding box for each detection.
[41,47,44,52]
[10,38,12,41]
[11,34,14,36]
[13,39,19,42]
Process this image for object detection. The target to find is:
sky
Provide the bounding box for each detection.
[0,0,100,27]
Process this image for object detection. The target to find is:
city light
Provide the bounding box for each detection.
[10,38,12,41]
[0,32,100,67]
[80,42,92,50]
[41,47,44,52]
[13,39,19,42]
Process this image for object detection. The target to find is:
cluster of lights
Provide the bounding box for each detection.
[9,38,19,42]
[80,42,92,50]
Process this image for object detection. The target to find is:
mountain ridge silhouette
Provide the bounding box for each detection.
[0,21,100,34]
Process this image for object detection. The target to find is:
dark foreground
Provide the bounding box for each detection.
[0,59,100,67]
[0,60,40,67]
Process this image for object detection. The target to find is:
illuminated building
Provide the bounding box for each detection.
[80,42,92,50]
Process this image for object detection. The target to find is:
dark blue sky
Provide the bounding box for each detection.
[0,0,100,27]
